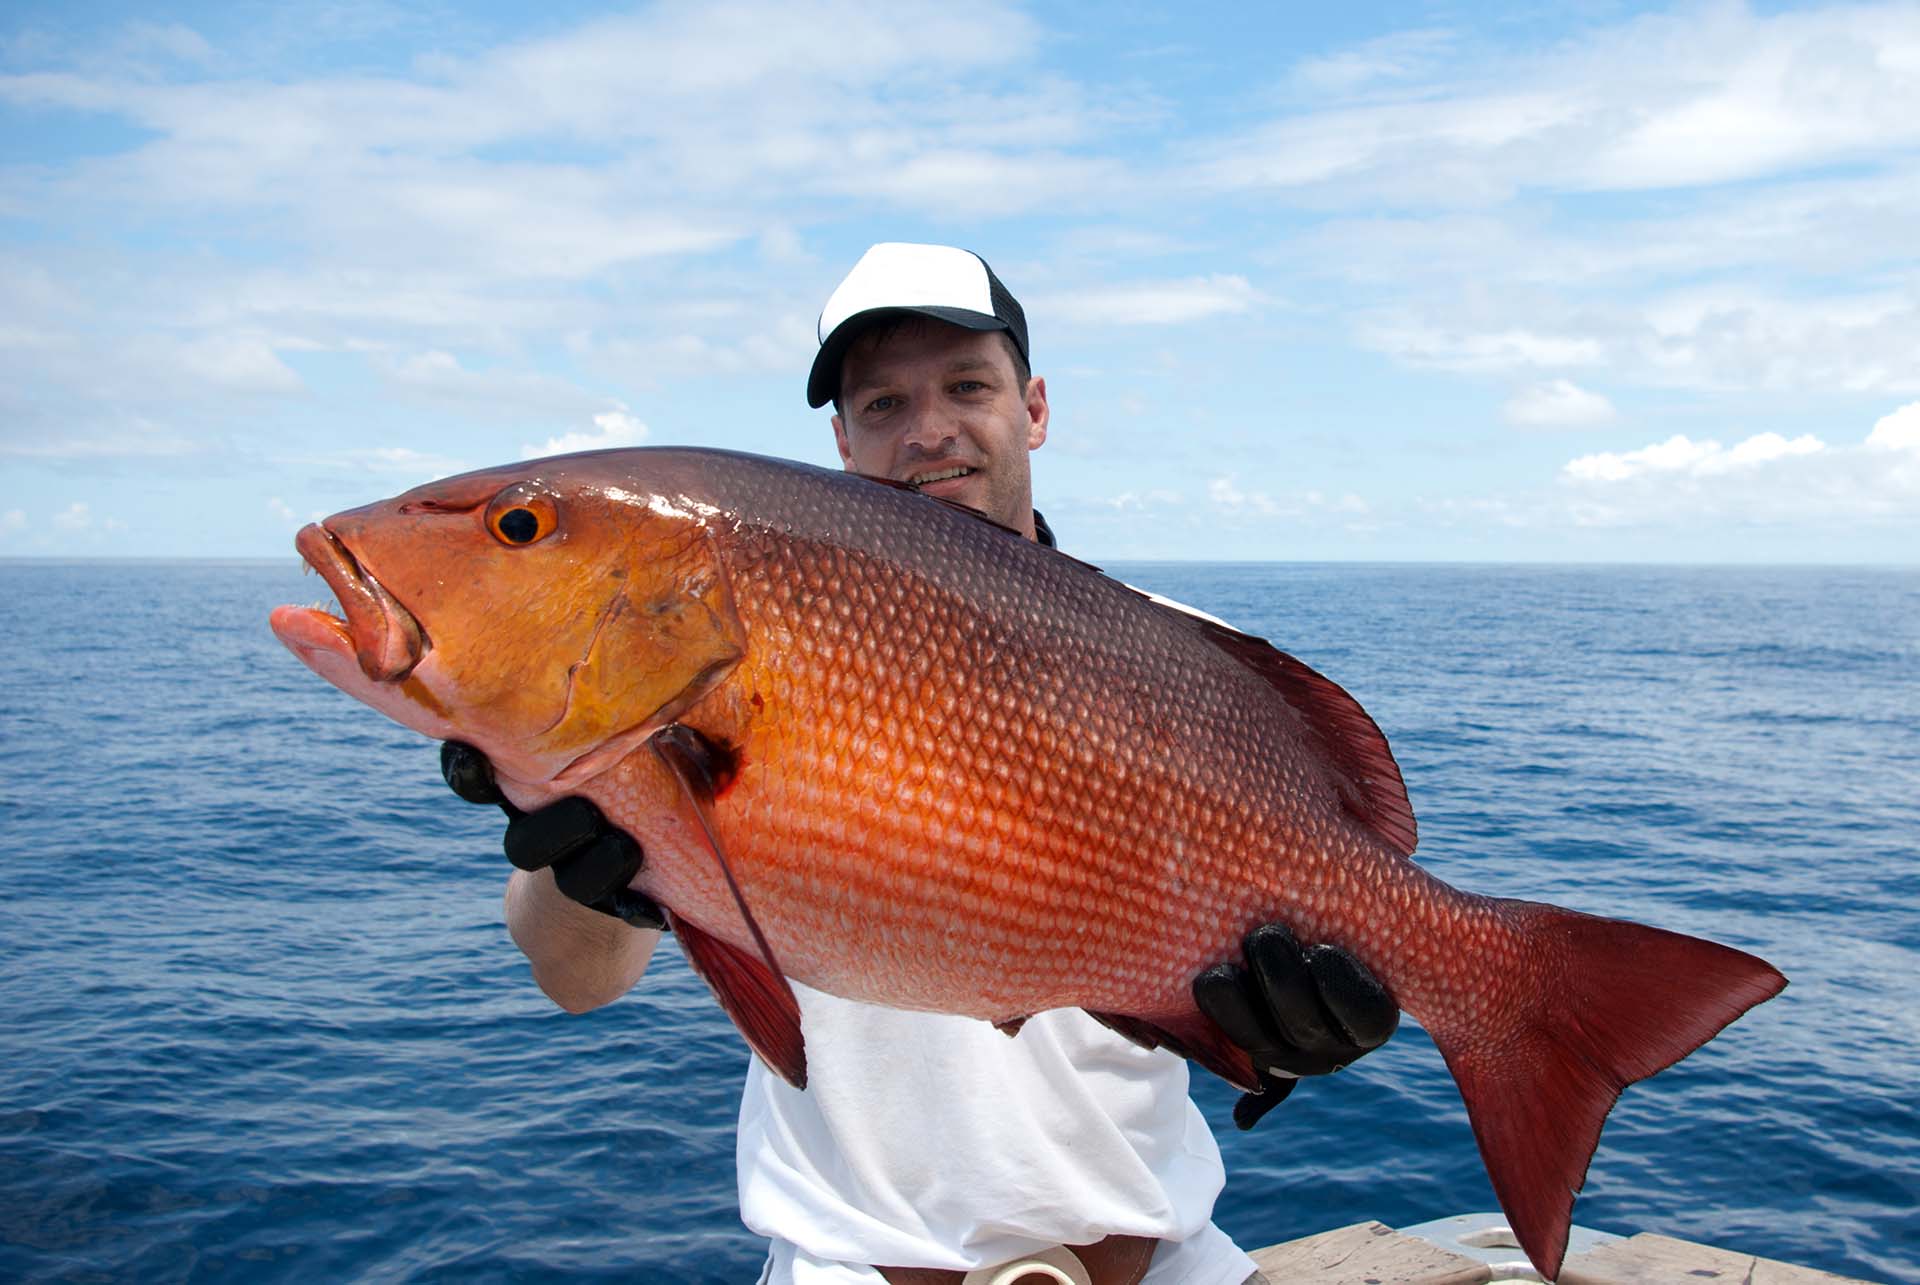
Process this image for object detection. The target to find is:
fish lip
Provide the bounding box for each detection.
[293,523,424,683]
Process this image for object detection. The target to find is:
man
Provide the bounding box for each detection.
[443,243,1397,1285]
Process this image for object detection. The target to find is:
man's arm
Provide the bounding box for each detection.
[443,742,666,1013]
[504,866,660,1012]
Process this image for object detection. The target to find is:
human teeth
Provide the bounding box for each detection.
[911,467,973,485]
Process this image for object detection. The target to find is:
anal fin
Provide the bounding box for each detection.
[1085,1009,1258,1091]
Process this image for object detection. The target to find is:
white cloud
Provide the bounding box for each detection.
[1296,164,1920,291]
[1504,379,1616,428]
[1206,477,1371,520]
[1867,401,1920,452]
[1408,409,1918,540]
[119,21,214,66]
[0,0,1077,476]
[1201,3,1920,201]
[373,348,611,422]
[267,496,297,524]
[1208,476,1280,516]
[280,446,468,484]
[0,425,200,459]
[857,149,1121,218]
[173,333,302,393]
[1097,489,1185,511]
[523,407,649,459]
[1725,431,1826,469]
[1,509,24,535]
[52,502,92,532]
[1042,275,1263,326]
[1288,29,1457,98]
[1362,319,1605,372]
[1356,287,1920,394]
[362,446,464,475]
[7,3,1920,562]
[594,317,816,382]
[1303,489,1370,516]
[1549,413,1920,532]
[1564,432,1824,483]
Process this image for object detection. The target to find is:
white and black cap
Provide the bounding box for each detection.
[807,242,1029,409]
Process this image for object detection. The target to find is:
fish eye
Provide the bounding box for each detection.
[485,483,559,546]
[498,508,539,542]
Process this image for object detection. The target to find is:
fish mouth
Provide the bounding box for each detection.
[277,523,424,683]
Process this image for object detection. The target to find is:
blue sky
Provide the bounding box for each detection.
[3,1,1917,562]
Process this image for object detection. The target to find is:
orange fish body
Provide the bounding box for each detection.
[271,447,1784,1278]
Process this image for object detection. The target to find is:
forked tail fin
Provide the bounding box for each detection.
[1428,902,1785,1279]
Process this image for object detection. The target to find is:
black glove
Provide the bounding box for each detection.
[440,741,666,931]
[1193,923,1398,1129]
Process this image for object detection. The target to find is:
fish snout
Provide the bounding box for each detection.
[294,522,424,683]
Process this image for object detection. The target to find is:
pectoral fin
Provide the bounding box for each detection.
[669,910,807,1088]
[653,725,807,1088]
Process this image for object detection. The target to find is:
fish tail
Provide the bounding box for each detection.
[1426,900,1785,1279]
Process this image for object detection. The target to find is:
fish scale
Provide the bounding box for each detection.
[270,445,1784,1278]
[667,503,1418,1028]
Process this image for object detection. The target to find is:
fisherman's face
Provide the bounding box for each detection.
[832,320,1048,540]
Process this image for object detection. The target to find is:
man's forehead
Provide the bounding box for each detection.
[840,319,1011,388]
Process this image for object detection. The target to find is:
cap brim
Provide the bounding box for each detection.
[807,306,1008,409]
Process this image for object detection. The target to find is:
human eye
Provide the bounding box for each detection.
[864,394,898,415]
[951,379,987,395]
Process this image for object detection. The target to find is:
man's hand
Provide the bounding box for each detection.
[440,742,666,931]
[1193,923,1398,1129]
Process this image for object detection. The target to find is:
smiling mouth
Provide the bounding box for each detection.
[283,523,424,683]
[908,466,976,488]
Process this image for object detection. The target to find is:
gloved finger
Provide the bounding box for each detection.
[1193,963,1281,1055]
[1231,1073,1299,1131]
[441,741,506,807]
[552,831,644,906]
[1304,944,1399,1050]
[504,797,608,872]
[1244,923,1341,1056]
[592,887,668,932]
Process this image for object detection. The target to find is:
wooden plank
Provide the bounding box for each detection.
[1248,1220,1491,1285]
[1559,1232,1875,1285]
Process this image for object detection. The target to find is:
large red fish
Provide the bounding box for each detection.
[270,446,1784,1278]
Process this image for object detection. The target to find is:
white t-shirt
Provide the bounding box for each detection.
[738,982,1259,1285]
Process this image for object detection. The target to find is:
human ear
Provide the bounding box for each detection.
[1024,375,1049,450]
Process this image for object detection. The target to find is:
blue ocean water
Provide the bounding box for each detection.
[1,559,1915,1284]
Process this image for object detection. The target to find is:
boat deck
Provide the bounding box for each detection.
[1249,1214,1876,1284]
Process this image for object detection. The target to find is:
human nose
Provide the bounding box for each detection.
[899,400,958,454]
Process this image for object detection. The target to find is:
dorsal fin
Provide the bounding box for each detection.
[1142,597,1417,857]
[845,472,1415,855]
[652,726,807,1087]
[852,472,1032,538]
